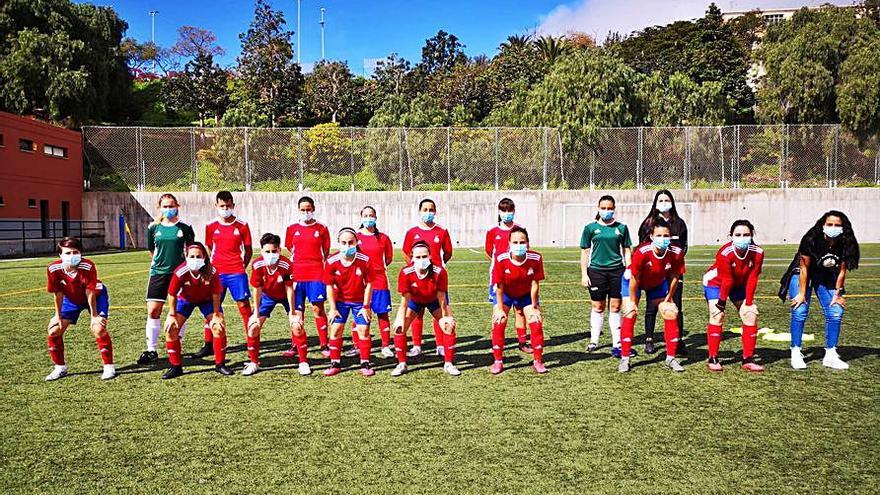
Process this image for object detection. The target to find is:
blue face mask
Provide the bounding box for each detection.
[421,212,436,223]
[652,236,671,250]
[161,207,178,219]
[510,243,528,257]
[500,212,515,223]
[598,210,614,221]
[341,245,357,257]
[362,217,376,229]
[823,226,843,238]
[218,208,234,219]
[732,237,752,250]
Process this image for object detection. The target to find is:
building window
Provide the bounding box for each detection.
[28,198,37,208]
[764,14,784,25]
[44,144,68,158]
[19,138,36,153]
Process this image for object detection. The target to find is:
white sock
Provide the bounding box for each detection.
[146,318,161,351]
[609,311,622,348]
[179,322,187,340]
[590,311,604,344]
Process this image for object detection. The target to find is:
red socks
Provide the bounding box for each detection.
[742,324,758,360]
[166,338,182,366]
[247,336,260,365]
[529,321,544,362]
[491,320,506,362]
[444,330,456,363]
[329,337,343,361]
[203,320,213,344]
[95,333,113,365]
[48,335,65,365]
[663,318,679,357]
[516,326,528,346]
[351,326,361,349]
[707,323,723,358]
[411,316,423,347]
[378,314,391,348]
[293,332,309,363]
[433,318,443,348]
[620,316,636,357]
[358,332,372,361]
[316,316,329,348]
[394,332,407,364]
[238,303,253,333]
[213,333,227,366]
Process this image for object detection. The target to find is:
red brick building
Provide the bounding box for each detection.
[0,111,83,230]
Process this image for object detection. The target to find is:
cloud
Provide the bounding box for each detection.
[536,0,850,42]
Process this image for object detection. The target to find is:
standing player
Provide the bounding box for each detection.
[489,227,547,374]
[138,193,195,365]
[284,196,332,358]
[196,191,253,361]
[618,219,686,373]
[390,241,461,377]
[579,195,633,357]
[323,228,375,377]
[248,233,300,376]
[785,210,860,370]
[44,237,115,381]
[702,220,765,372]
[485,197,531,354]
[356,206,395,358]
[163,242,227,379]
[402,198,453,357]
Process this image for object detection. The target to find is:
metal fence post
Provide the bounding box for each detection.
[733,125,740,189]
[137,127,145,192]
[542,127,548,190]
[684,126,692,190]
[190,128,197,192]
[350,128,356,191]
[779,124,786,188]
[494,127,499,191]
[719,126,725,186]
[297,128,304,191]
[589,148,595,191]
[398,128,404,191]
[446,127,452,192]
[637,127,644,189]
[244,127,251,191]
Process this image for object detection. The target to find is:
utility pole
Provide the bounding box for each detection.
[149,10,159,73]
[320,7,326,61]
[297,0,301,64]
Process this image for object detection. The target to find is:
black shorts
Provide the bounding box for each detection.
[146,274,173,302]
[588,266,624,302]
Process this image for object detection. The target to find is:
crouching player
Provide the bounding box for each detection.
[390,241,461,377]
[619,219,686,373]
[323,228,375,377]
[163,242,226,379]
[247,233,301,376]
[44,237,115,381]
[703,220,765,372]
[489,227,547,375]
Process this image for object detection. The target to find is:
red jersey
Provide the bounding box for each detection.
[485,223,519,283]
[169,263,222,304]
[397,263,449,305]
[323,252,373,303]
[403,224,452,266]
[704,242,764,305]
[205,219,252,274]
[629,243,686,290]
[250,255,294,301]
[356,231,394,290]
[492,251,545,298]
[284,221,331,282]
[47,258,101,306]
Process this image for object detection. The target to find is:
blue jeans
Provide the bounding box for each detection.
[788,276,843,348]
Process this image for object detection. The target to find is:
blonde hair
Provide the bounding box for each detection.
[151,193,179,226]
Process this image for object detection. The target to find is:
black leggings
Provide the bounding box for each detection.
[644,277,685,343]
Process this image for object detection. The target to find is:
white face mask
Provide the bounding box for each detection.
[657,202,672,213]
[414,258,431,270]
[218,208,234,219]
[263,252,280,265]
[300,211,315,222]
[61,253,81,269]
[187,258,205,272]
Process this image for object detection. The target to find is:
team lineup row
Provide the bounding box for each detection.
[42,190,862,381]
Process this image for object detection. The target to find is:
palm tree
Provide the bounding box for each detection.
[499,34,531,51]
[533,35,569,65]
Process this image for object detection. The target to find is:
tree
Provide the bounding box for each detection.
[837,37,880,142]
[303,60,362,124]
[485,34,544,110]
[429,58,492,125]
[171,26,225,59]
[639,71,728,126]
[418,30,467,75]
[533,35,569,66]
[369,53,416,110]
[164,50,229,126]
[236,0,303,126]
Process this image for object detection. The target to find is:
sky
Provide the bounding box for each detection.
[85,0,848,75]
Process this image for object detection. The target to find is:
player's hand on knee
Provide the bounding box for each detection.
[739,303,759,318]
[90,315,107,332]
[48,315,62,334]
[289,312,303,330]
[622,298,638,318]
[248,314,261,332]
[164,315,179,334]
[658,301,679,320]
[528,311,543,324]
[439,316,456,333]
[492,307,507,324]
[210,314,225,334]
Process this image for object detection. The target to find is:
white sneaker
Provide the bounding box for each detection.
[406,345,422,357]
[443,362,461,376]
[391,362,407,377]
[101,364,117,380]
[380,346,395,358]
[242,362,260,376]
[822,347,849,370]
[45,365,68,382]
[343,347,359,358]
[665,357,685,372]
[435,346,445,357]
[298,362,312,376]
[790,347,807,370]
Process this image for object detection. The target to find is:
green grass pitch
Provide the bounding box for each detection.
[1,245,878,494]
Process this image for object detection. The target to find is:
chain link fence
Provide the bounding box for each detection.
[83,125,879,192]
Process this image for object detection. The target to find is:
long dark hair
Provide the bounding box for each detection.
[801,210,860,270]
[185,242,213,278]
[359,205,381,235]
[642,189,680,228]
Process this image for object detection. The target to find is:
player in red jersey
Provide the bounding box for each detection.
[194,191,253,360]
[355,206,395,358]
[490,227,548,374]
[618,219,686,373]
[44,237,115,381]
[323,228,375,377]
[390,241,461,377]
[247,233,299,376]
[162,242,226,379]
[283,196,332,358]
[401,198,453,357]
[702,219,766,372]
[485,197,531,354]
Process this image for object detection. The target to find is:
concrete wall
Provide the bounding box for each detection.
[82,189,880,250]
